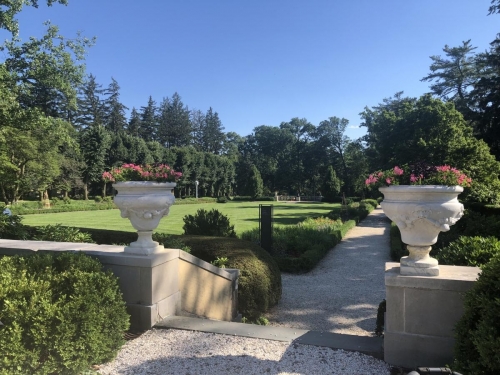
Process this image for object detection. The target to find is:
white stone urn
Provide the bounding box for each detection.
[379,185,464,276]
[113,181,176,255]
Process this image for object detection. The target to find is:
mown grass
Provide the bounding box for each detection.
[21,201,341,235]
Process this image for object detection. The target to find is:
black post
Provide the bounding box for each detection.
[259,204,273,252]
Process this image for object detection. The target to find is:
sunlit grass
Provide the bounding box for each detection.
[21,201,340,235]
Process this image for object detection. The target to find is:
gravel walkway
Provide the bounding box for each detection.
[266,207,391,336]
[98,208,392,374]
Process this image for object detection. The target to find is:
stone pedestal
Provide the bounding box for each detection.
[384,262,479,368]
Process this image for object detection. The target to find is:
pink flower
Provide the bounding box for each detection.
[393,166,404,176]
[386,178,392,185]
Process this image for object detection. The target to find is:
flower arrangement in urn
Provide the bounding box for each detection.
[365,163,471,188]
[102,163,182,183]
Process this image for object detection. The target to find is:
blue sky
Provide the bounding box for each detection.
[10,0,500,140]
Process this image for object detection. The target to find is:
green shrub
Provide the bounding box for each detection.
[152,232,191,253]
[0,252,130,375]
[180,235,281,320]
[390,223,407,261]
[433,236,500,267]
[216,196,228,203]
[360,199,378,209]
[63,196,71,204]
[103,196,113,203]
[94,196,103,203]
[183,208,237,237]
[454,253,500,374]
[51,197,60,206]
[211,256,229,268]
[33,224,94,243]
[0,214,28,240]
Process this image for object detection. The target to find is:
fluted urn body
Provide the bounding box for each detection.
[113,181,175,255]
[379,185,464,276]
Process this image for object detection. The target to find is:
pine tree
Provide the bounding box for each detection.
[157,93,192,148]
[202,107,226,154]
[322,166,341,202]
[139,96,157,142]
[127,107,141,137]
[74,74,106,130]
[104,77,128,133]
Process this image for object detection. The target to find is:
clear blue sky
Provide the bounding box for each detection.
[10,0,500,140]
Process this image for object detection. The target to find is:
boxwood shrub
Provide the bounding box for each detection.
[454,253,500,374]
[434,236,500,267]
[178,235,282,320]
[0,252,130,375]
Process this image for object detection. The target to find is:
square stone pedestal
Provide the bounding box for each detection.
[384,262,480,369]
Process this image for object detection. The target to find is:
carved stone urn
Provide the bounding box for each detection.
[113,181,175,255]
[379,185,464,276]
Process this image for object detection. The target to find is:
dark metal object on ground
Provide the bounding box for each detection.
[259,204,273,252]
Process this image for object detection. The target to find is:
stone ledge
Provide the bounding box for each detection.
[385,262,480,292]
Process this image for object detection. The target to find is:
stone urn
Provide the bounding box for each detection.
[379,185,464,276]
[113,181,176,255]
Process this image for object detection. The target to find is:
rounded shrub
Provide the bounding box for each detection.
[183,208,237,237]
[179,235,282,320]
[434,236,500,267]
[0,252,130,375]
[454,253,500,374]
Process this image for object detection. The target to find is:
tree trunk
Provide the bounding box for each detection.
[83,184,89,200]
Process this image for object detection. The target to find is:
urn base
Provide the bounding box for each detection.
[123,230,165,255]
[400,246,439,276]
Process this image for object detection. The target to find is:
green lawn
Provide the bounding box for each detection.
[21,201,340,235]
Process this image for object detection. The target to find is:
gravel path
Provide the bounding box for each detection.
[266,207,391,336]
[98,208,392,374]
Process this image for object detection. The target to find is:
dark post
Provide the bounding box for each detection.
[259,204,273,252]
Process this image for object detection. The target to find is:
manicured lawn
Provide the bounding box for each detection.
[21,201,340,235]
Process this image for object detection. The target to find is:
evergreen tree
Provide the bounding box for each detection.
[74,74,106,130]
[190,109,205,151]
[104,77,128,133]
[247,164,263,198]
[201,107,226,154]
[127,107,141,137]
[79,125,111,200]
[139,96,157,142]
[157,92,192,148]
[322,166,341,202]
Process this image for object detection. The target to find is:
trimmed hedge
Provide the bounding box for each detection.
[463,202,500,217]
[454,253,500,374]
[178,235,282,320]
[0,252,129,375]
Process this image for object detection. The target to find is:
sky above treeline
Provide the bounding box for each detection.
[9,0,500,140]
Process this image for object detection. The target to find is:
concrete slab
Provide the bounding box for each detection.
[155,316,383,359]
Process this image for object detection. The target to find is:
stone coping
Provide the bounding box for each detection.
[385,262,480,292]
[0,239,239,282]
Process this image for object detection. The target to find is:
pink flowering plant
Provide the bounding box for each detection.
[102,163,182,183]
[365,163,471,188]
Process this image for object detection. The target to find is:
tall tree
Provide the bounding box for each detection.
[190,108,205,151]
[104,77,128,133]
[79,125,110,200]
[74,74,106,130]
[2,22,94,118]
[139,96,157,142]
[157,92,192,148]
[201,107,225,154]
[127,107,141,137]
[360,94,500,203]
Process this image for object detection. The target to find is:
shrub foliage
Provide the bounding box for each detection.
[454,253,500,374]
[183,208,237,237]
[0,252,130,375]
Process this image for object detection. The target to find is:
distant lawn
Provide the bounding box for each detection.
[21,201,340,235]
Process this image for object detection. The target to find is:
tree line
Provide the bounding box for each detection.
[0,1,499,204]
